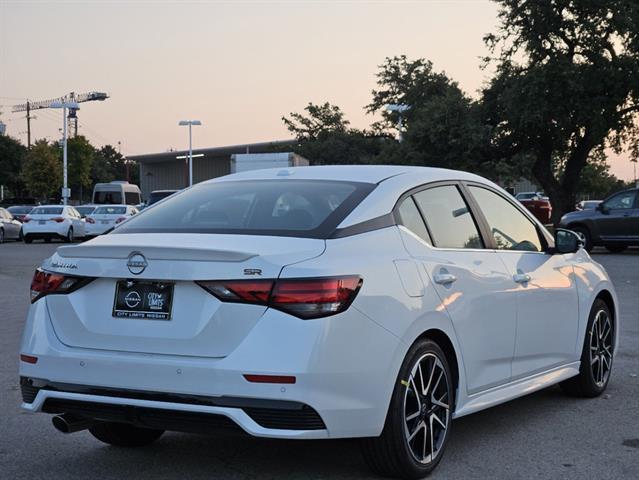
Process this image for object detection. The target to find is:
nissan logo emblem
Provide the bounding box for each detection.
[127,252,148,275]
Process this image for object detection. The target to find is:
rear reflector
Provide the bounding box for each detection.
[20,354,38,364]
[197,275,362,319]
[30,268,93,303]
[243,374,296,384]
[85,217,95,224]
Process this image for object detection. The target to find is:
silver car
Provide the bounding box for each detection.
[0,207,22,243]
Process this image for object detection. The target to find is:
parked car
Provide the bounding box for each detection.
[6,205,34,223]
[75,205,98,219]
[85,205,139,237]
[0,207,23,242]
[22,205,86,243]
[19,166,617,478]
[560,187,639,252]
[515,191,552,224]
[147,189,179,206]
[576,200,602,211]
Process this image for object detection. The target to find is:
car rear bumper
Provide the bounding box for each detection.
[19,299,404,439]
[23,223,69,238]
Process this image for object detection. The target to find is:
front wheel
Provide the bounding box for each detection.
[560,299,614,397]
[89,422,164,447]
[361,339,453,479]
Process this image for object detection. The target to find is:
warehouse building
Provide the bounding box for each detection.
[129,139,297,200]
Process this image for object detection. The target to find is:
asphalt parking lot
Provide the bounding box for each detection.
[1,241,637,480]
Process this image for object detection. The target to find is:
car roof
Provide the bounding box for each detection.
[209,165,486,185]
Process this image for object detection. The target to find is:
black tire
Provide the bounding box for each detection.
[44,237,51,243]
[569,225,593,252]
[0,228,4,244]
[65,228,74,243]
[24,236,33,244]
[361,339,454,479]
[560,299,614,397]
[18,229,23,242]
[89,422,164,447]
[605,245,627,253]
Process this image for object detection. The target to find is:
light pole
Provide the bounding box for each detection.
[178,120,202,187]
[50,100,80,205]
[385,104,410,142]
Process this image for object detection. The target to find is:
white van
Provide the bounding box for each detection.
[92,181,141,206]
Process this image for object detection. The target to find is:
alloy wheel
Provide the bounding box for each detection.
[590,309,613,387]
[403,353,451,465]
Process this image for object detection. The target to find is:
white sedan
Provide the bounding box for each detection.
[19,166,618,478]
[85,205,139,237]
[22,205,85,243]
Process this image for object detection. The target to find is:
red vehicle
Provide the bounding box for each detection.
[515,192,552,224]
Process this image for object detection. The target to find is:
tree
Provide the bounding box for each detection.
[366,56,490,173]
[22,140,62,202]
[0,134,27,198]
[66,135,95,202]
[92,145,139,186]
[483,0,639,223]
[282,102,391,165]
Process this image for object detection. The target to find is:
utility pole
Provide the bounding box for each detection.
[26,101,32,149]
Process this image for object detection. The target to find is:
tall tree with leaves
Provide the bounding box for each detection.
[0,134,27,198]
[483,0,639,222]
[66,135,95,202]
[22,140,62,202]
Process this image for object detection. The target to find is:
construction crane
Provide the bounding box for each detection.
[12,91,108,148]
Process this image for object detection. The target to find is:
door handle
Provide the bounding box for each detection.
[513,273,531,284]
[434,273,457,285]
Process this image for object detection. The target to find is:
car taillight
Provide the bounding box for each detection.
[85,217,95,224]
[23,216,31,223]
[115,216,127,224]
[30,268,92,303]
[50,217,65,223]
[197,275,362,319]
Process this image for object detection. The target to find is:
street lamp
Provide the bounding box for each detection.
[385,104,410,142]
[50,100,80,205]
[178,120,202,187]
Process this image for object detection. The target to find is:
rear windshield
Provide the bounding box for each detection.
[94,191,122,204]
[31,207,63,215]
[76,206,96,216]
[8,206,33,214]
[114,180,374,238]
[95,206,127,215]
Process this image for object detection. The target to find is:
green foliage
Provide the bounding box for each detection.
[22,140,62,201]
[484,0,639,221]
[67,136,95,201]
[282,102,350,141]
[0,135,27,197]
[92,145,139,186]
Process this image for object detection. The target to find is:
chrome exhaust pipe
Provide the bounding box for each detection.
[52,414,95,434]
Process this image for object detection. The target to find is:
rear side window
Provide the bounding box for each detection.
[94,191,122,204]
[397,197,431,244]
[115,180,374,238]
[31,207,63,215]
[413,186,483,249]
[603,190,637,210]
[469,186,542,252]
[125,191,141,205]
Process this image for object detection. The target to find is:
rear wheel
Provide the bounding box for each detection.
[89,422,164,447]
[24,236,33,244]
[560,299,613,397]
[569,225,592,252]
[361,339,453,479]
[605,245,627,253]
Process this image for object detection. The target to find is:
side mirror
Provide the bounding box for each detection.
[596,203,608,214]
[554,228,583,254]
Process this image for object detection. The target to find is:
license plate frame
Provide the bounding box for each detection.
[113,280,174,320]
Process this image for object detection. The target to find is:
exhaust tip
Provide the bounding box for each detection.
[52,414,94,434]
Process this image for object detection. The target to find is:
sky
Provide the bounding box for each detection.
[0,0,636,181]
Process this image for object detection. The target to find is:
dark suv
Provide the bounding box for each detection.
[559,188,639,252]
